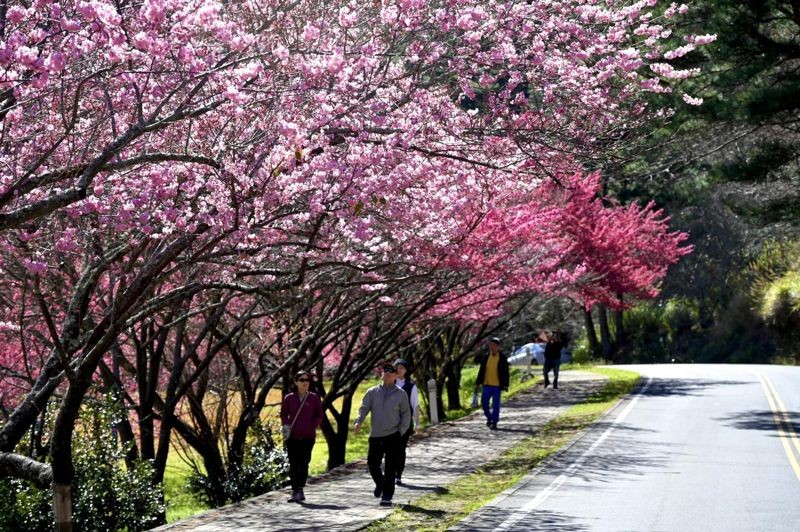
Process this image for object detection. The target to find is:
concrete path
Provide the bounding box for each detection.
[152,370,607,531]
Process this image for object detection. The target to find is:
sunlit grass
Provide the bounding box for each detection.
[163,457,206,523]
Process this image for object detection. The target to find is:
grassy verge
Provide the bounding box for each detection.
[364,367,640,532]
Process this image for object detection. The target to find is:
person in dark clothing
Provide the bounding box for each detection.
[543,331,565,389]
[354,362,411,506]
[475,337,510,430]
[280,370,324,502]
[393,358,420,486]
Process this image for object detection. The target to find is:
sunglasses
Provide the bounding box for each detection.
[296,378,309,383]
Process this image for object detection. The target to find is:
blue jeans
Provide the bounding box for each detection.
[481,385,502,424]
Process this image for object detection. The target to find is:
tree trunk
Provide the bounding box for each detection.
[598,305,613,362]
[321,394,353,471]
[321,415,347,471]
[53,483,72,532]
[200,447,229,507]
[583,307,601,357]
[435,379,446,421]
[444,363,461,410]
[613,296,626,363]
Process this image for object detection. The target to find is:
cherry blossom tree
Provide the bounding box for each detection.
[0,0,710,529]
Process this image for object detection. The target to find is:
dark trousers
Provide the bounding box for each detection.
[396,427,413,480]
[367,432,401,500]
[481,385,502,424]
[544,359,560,387]
[286,438,315,491]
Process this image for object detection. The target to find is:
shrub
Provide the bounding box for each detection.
[622,302,669,363]
[0,395,164,532]
[760,271,800,330]
[571,337,600,364]
[0,478,51,532]
[71,398,164,532]
[188,420,288,506]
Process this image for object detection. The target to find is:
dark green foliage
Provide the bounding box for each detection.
[71,398,164,532]
[612,239,798,365]
[188,421,288,506]
[0,478,51,532]
[587,1,800,365]
[620,304,667,363]
[715,141,796,183]
[618,295,775,365]
[0,396,164,531]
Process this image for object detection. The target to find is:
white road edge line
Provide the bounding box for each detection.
[496,376,654,531]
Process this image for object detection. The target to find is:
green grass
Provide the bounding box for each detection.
[364,367,640,531]
[163,457,206,523]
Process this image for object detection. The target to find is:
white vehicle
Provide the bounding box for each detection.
[509,342,572,365]
[509,342,545,365]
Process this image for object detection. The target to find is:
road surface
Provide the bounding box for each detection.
[456,364,800,532]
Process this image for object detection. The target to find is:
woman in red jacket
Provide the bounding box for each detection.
[280,370,323,502]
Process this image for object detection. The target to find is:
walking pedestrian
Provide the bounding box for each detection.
[393,358,420,486]
[475,337,509,430]
[543,331,565,389]
[280,370,323,503]
[354,362,411,506]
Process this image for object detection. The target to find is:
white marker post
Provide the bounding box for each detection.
[427,378,439,425]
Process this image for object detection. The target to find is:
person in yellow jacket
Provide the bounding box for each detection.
[475,337,510,430]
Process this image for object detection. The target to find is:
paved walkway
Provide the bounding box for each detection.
[152,370,607,531]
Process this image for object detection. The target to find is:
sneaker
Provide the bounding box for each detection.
[287,491,299,503]
[373,486,382,498]
[553,384,559,389]
[297,489,305,502]
[380,498,393,507]
[486,419,492,427]
[490,423,497,430]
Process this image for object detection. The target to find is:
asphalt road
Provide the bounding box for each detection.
[455,364,800,532]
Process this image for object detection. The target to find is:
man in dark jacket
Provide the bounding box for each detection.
[475,337,510,430]
[543,331,565,389]
[393,358,419,486]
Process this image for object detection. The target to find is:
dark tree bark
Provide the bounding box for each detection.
[583,306,601,357]
[598,304,614,362]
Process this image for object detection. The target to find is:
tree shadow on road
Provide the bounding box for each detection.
[716,410,800,435]
[638,377,750,398]
[543,424,676,486]
[457,507,591,531]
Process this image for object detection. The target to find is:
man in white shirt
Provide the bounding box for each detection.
[393,358,420,486]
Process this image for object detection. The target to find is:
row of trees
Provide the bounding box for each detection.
[584,0,800,365]
[0,1,706,529]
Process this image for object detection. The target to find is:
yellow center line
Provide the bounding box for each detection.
[762,375,800,458]
[757,373,800,482]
